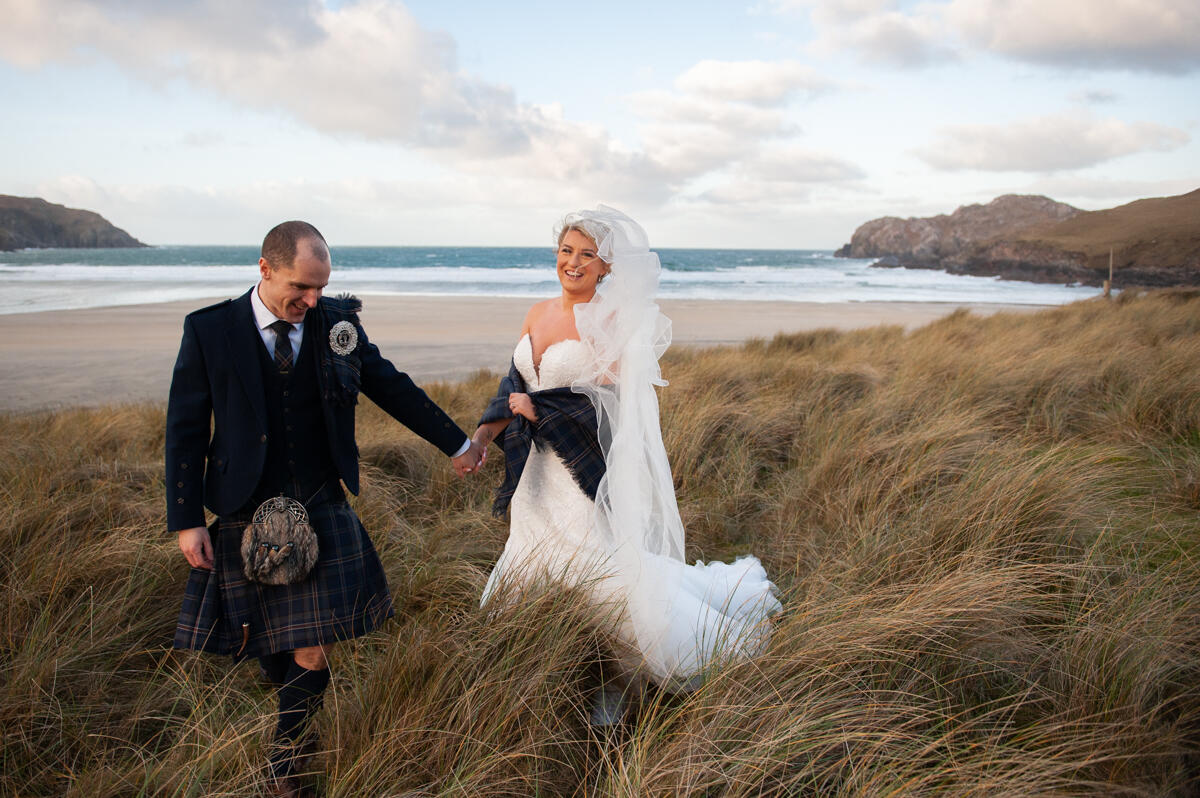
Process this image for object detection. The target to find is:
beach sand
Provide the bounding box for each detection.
[0,295,1044,412]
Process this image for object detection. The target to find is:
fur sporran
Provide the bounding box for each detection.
[240,496,319,585]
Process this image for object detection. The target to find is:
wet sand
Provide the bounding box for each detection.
[0,295,1045,412]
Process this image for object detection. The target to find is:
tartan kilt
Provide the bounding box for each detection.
[173,494,393,660]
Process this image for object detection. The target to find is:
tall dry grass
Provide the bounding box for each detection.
[2,290,1198,796]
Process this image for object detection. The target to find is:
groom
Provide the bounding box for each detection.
[166,221,483,797]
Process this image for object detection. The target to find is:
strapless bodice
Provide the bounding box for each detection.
[514,334,592,390]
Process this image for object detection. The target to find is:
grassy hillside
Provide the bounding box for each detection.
[2,291,1199,796]
[0,194,146,250]
[1019,189,1200,279]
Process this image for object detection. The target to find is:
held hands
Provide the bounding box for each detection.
[451,392,535,479]
[452,439,487,477]
[178,526,214,570]
[508,392,537,423]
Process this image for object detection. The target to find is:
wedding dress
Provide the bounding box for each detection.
[481,333,780,687]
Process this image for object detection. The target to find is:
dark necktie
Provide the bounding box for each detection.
[269,320,295,374]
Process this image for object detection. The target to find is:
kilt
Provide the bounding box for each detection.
[173,486,393,660]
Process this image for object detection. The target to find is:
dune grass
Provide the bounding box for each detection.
[2,290,1198,796]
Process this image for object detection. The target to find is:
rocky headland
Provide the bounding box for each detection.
[0,195,146,250]
[835,190,1200,287]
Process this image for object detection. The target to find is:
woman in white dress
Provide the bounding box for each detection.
[472,206,780,708]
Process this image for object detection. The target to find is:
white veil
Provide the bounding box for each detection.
[564,206,692,679]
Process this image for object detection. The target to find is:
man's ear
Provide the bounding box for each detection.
[258,257,271,281]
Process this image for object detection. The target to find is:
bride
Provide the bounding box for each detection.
[472,206,780,709]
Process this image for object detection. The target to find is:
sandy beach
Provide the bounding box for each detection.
[0,295,1045,412]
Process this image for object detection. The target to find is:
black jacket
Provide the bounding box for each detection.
[165,289,467,531]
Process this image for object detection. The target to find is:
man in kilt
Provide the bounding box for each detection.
[166,221,484,797]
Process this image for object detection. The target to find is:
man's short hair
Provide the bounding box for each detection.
[261,221,328,270]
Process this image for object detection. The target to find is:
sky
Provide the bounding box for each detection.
[1,0,1197,248]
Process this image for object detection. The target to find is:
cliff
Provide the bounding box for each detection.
[836,190,1200,287]
[0,195,146,250]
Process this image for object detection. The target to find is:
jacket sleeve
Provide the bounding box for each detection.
[356,324,469,456]
[165,314,212,531]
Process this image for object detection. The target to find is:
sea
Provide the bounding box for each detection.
[0,245,1101,315]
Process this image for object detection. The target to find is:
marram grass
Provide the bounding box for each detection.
[2,290,1198,796]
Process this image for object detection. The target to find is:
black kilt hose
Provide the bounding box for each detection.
[173,487,393,660]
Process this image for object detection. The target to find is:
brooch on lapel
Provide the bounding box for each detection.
[328,321,358,356]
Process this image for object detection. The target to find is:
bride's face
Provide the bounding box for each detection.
[557,229,608,295]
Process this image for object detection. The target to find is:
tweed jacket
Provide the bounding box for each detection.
[165,289,468,531]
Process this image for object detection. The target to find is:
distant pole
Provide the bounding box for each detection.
[1104,247,1113,298]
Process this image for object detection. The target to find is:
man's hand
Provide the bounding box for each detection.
[178,526,214,570]
[452,439,486,477]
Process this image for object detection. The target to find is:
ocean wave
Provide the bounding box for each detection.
[0,248,1100,314]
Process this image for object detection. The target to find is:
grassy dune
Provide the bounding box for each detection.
[2,291,1199,796]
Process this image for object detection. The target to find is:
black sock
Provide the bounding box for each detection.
[257,651,292,687]
[269,661,330,777]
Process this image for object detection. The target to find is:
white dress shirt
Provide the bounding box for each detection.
[250,282,304,355]
[249,283,470,458]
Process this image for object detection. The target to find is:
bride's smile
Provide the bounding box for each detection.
[556,229,609,295]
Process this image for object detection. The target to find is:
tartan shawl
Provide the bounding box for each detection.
[316,294,363,407]
[479,360,605,518]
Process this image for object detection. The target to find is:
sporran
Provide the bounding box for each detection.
[241,495,319,585]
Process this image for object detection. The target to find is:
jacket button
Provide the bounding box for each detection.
[444,422,451,428]
[176,498,184,504]
[177,481,183,488]
[261,434,268,443]
[424,402,430,408]
[181,463,188,470]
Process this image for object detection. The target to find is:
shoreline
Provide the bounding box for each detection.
[0,294,1049,413]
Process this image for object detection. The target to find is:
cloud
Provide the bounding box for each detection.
[915,113,1189,172]
[696,146,866,206]
[674,60,833,105]
[770,0,957,67]
[1072,89,1120,105]
[742,147,867,183]
[771,0,1200,73]
[625,59,846,193]
[1,1,854,223]
[947,0,1200,74]
[630,91,797,180]
[30,172,607,245]
[0,0,650,189]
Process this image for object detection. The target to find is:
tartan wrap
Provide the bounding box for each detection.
[316,294,364,408]
[173,493,393,660]
[479,360,606,518]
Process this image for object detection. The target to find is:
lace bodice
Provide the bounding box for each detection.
[514,334,592,390]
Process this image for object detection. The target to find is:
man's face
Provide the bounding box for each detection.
[258,238,331,323]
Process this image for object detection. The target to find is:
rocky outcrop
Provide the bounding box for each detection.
[0,195,146,250]
[835,190,1200,287]
[834,194,1080,264]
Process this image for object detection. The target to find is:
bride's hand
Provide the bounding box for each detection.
[507,392,537,422]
